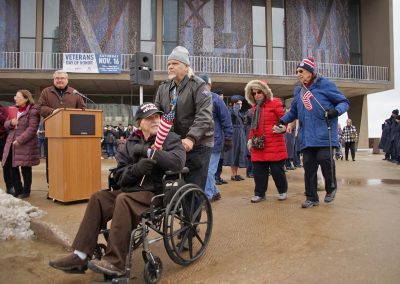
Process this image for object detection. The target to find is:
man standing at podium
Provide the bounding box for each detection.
[38,70,86,183]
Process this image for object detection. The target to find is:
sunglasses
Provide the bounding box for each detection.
[296,69,303,74]
[252,90,263,96]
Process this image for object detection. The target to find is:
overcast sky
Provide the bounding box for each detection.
[339,1,400,138]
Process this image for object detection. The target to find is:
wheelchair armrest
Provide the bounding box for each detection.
[164,167,189,176]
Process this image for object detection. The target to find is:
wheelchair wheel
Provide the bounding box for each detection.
[144,256,163,284]
[163,184,213,266]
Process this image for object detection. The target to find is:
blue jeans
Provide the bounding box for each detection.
[205,152,221,199]
[106,143,115,157]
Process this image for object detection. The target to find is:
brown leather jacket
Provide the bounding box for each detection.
[38,86,86,118]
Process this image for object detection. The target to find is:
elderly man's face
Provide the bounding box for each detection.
[167,60,188,83]
[139,113,161,136]
[53,72,69,89]
[296,67,313,85]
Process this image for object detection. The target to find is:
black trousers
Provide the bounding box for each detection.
[302,147,337,202]
[215,157,223,179]
[344,142,356,160]
[184,145,212,191]
[4,147,32,195]
[0,138,13,191]
[252,160,287,197]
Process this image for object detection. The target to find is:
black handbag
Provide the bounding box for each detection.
[250,106,265,150]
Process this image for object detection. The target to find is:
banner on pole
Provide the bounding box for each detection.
[63,53,121,74]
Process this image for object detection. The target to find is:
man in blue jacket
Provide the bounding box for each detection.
[275,57,349,208]
[199,74,233,202]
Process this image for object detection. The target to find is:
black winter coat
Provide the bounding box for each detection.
[115,130,186,194]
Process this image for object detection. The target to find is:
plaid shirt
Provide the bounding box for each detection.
[342,125,358,143]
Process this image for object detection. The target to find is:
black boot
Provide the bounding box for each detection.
[6,186,17,197]
[18,186,31,198]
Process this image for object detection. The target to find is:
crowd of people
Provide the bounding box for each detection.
[0,45,393,278]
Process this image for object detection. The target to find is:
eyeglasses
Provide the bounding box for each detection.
[296,69,303,74]
[252,90,263,96]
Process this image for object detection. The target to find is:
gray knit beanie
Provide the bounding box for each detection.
[168,46,190,66]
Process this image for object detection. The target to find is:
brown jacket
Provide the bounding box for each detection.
[2,104,40,167]
[38,86,86,118]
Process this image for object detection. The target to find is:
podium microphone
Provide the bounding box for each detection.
[73,90,97,109]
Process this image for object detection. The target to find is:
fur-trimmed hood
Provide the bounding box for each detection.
[245,80,273,105]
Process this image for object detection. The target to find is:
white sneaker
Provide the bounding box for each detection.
[278,192,288,201]
[250,196,266,203]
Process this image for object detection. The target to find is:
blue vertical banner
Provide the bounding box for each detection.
[96,54,121,73]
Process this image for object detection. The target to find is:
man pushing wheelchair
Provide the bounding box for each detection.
[49,103,186,277]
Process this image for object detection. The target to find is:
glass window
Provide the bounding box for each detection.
[349,0,361,65]
[252,6,266,46]
[272,0,285,61]
[253,46,267,75]
[140,41,156,54]
[273,47,284,74]
[163,0,178,42]
[141,0,156,41]
[20,38,36,68]
[43,0,60,38]
[20,0,37,37]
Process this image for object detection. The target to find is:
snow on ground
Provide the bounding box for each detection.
[0,189,44,240]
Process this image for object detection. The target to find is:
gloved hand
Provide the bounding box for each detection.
[131,158,157,176]
[223,139,233,152]
[247,139,252,152]
[326,108,339,119]
[272,124,286,134]
[132,144,148,158]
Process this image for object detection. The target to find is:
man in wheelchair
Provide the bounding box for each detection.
[49,103,186,277]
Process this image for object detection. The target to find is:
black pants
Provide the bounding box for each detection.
[344,142,355,161]
[253,160,287,197]
[4,147,32,195]
[0,138,13,191]
[215,157,223,179]
[184,145,212,191]
[303,147,336,202]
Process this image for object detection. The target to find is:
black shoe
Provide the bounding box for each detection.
[246,173,254,178]
[6,187,16,197]
[352,159,355,161]
[49,253,88,273]
[18,193,30,199]
[212,193,221,201]
[324,189,337,203]
[220,178,228,184]
[215,180,222,185]
[301,200,319,208]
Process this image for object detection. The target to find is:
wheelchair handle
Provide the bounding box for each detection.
[164,167,189,176]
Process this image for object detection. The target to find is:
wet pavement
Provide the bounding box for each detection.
[1,151,400,284]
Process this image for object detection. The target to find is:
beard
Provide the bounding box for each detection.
[168,73,176,80]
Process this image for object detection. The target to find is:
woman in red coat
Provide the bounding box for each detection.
[245,80,288,203]
[2,90,40,198]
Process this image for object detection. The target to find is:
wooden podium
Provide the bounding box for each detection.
[44,108,103,202]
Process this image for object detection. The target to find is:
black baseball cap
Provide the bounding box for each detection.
[134,103,163,123]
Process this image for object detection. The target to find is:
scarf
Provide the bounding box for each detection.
[251,99,264,129]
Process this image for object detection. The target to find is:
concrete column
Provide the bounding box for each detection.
[347,95,369,149]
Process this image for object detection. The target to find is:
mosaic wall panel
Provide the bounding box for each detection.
[59,0,140,54]
[178,0,252,58]
[286,0,350,64]
[0,0,18,52]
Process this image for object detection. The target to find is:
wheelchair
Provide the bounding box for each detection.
[92,167,213,284]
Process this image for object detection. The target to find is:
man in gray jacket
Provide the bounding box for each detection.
[155,46,214,190]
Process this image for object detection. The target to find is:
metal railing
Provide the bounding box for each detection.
[0,51,389,82]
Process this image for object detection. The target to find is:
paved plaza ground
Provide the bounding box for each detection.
[0,151,399,284]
